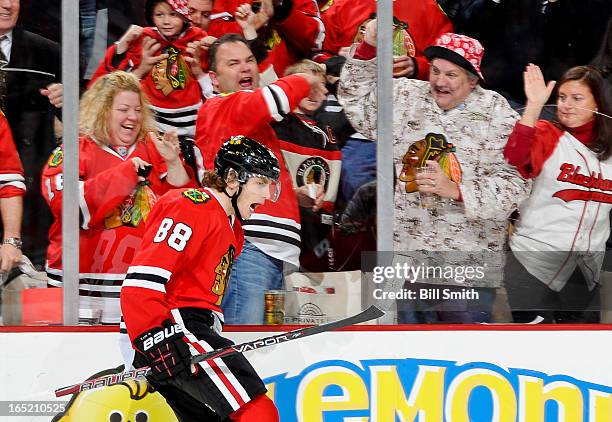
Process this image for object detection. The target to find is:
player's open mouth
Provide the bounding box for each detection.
[239,77,253,89]
[249,202,261,212]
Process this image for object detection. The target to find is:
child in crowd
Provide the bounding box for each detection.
[272,59,341,271]
[90,0,212,139]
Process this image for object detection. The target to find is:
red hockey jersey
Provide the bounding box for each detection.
[315,0,453,81]
[42,135,189,324]
[90,26,209,137]
[194,75,310,266]
[121,188,244,340]
[0,112,25,198]
[208,0,324,78]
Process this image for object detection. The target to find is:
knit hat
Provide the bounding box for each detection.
[424,33,485,81]
[145,0,192,25]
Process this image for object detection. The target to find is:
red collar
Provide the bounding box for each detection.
[566,119,595,145]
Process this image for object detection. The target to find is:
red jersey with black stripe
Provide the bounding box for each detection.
[194,75,310,267]
[41,135,189,324]
[273,112,341,211]
[0,112,25,198]
[121,188,244,340]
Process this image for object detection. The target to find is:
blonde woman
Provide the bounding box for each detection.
[42,71,195,324]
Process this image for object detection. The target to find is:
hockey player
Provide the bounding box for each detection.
[272,59,342,271]
[90,0,214,138]
[120,135,281,421]
[42,71,194,324]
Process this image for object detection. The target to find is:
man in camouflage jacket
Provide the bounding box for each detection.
[338,23,529,323]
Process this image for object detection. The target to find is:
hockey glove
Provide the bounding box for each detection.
[134,319,192,382]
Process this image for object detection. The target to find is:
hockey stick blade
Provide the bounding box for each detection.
[191,305,384,365]
[55,306,384,397]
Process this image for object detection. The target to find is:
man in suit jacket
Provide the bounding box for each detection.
[1,0,62,267]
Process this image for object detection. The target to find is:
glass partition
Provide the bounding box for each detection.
[0,0,64,326]
[1,0,611,327]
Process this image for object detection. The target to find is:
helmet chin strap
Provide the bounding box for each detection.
[224,185,244,222]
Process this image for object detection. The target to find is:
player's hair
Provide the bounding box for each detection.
[555,65,612,160]
[207,33,250,72]
[284,59,326,78]
[201,169,239,191]
[80,71,156,147]
[201,171,227,191]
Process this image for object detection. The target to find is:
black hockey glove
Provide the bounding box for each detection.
[134,319,192,383]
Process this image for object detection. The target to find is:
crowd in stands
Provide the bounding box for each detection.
[0,0,611,325]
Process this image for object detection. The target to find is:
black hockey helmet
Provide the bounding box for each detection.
[215,135,281,202]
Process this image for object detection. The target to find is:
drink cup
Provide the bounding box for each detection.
[415,166,438,209]
[264,290,285,324]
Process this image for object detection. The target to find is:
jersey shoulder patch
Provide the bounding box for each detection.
[47,146,64,168]
[181,188,212,205]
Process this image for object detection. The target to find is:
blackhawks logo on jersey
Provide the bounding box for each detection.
[296,156,331,192]
[48,147,64,168]
[263,29,282,52]
[182,188,211,204]
[212,246,236,306]
[151,46,189,96]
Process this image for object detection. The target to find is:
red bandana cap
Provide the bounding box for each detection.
[424,33,485,81]
[146,0,192,25]
[166,0,191,20]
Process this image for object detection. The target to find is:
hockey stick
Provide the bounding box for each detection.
[55,305,383,398]
[191,304,384,365]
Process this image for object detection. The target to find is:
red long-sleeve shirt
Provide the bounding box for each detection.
[0,112,25,198]
[504,120,594,178]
